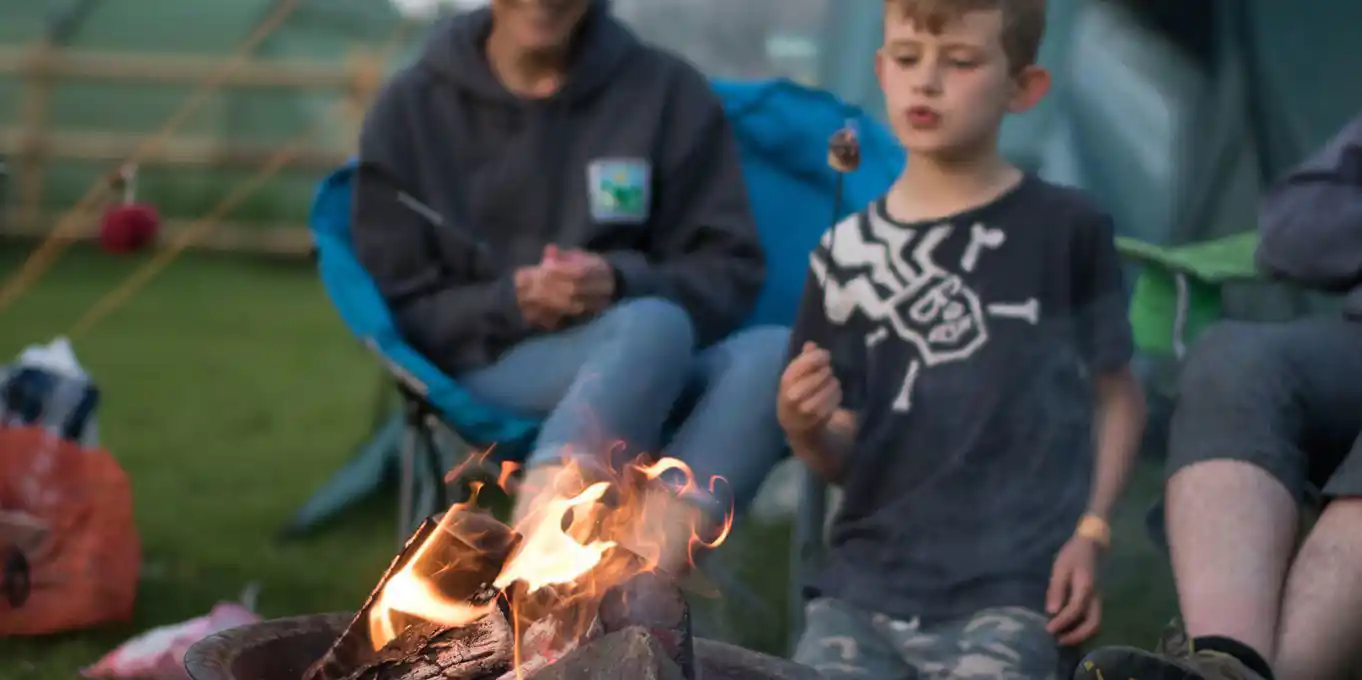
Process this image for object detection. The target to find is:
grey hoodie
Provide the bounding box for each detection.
[1257,112,1362,318]
[352,1,764,375]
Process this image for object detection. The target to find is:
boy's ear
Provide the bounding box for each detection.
[1007,65,1051,113]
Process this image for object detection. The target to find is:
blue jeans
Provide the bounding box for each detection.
[460,297,790,515]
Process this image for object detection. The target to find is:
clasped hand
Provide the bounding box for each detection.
[515,245,616,330]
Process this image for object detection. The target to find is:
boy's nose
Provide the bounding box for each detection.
[911,59,944,95]
[913,71,943,96]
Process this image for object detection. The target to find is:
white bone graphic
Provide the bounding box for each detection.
[986,299,1040,325]
[892,359,922,412]
[961,223,1005,272]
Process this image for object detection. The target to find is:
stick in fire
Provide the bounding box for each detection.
[303,510,521,680]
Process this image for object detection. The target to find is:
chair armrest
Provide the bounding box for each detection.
[1115,231,1260,284]
[1117,232,1261,358]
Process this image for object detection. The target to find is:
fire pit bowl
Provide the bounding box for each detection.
[185,613,350,680]
[185,613,821,680]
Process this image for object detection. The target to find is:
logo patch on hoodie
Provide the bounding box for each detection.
[587,158,651,223]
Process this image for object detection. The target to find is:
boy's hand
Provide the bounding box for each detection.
[778,342,842,437]
[1045,534,1103,646]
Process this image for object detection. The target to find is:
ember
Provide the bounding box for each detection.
[304,454,734,680]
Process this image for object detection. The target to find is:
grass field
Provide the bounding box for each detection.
[0,244,1177,679]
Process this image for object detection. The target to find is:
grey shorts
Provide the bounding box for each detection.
[792,598,1066,680]
[1167,317,1362,501]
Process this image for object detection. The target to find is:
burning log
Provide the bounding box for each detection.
[339,617,514,680]
[304,510,521,680]
[305,461,724,680]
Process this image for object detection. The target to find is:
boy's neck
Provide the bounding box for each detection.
[889,147,1021,223]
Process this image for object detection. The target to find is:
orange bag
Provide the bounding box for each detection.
[0,426,140,635]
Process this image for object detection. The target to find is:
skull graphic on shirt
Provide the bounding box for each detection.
[811,212,1040,412]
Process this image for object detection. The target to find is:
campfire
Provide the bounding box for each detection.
[303,453,735,680]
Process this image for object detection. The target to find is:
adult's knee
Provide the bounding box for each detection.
[710,325,790,390]
[599,297,696,361]
[1169,320,1303,492]
[1176,320,1291,415]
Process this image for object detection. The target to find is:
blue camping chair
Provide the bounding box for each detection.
[288,77,902,643]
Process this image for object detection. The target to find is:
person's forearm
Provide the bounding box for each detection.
[789,409,857,485]
[1086,369,1146,520]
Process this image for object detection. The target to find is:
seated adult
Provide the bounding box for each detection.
[351,0,789,572]
[1078,112,1362,680]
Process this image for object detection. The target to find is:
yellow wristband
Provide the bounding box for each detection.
[1076,514,1111,549]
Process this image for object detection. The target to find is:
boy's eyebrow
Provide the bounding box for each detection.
[885,38,922,48]
[885,37,987,51]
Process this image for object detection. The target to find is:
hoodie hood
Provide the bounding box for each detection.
[418,0,639,104]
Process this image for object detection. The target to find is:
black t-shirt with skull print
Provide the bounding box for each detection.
[789,174,1133,623]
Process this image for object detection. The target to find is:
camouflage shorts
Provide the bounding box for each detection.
[792,598,1063,680]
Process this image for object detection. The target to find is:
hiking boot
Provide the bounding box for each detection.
[1073,621,1267,680]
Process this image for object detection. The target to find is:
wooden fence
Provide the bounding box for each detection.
[0,45,388,257]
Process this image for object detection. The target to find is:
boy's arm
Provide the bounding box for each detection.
[1074,213,1147,525]
[785,266,864,486]
[789,409,857,485]
[1087,368,1146,522]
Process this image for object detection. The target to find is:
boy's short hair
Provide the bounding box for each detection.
[884,0,1047,71]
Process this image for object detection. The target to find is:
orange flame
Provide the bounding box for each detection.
[366,450,732,675]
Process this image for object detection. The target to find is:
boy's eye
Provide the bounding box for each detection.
[949,58,978,69]
[894,55,919,66]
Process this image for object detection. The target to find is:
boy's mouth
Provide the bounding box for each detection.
[906,106,942,130]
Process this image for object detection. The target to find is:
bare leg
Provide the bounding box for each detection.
[1166,459,1298,658]
[1274,497,1362,680]
[1077,282,1362,680]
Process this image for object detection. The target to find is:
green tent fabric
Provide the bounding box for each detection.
[1117,231,1259,358]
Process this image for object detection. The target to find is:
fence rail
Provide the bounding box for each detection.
[3,210,314,257]
[0,48,359,88]
[0,45,387,256]
[0,127,348,170]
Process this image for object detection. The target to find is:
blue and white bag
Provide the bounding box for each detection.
[0,337,100,447]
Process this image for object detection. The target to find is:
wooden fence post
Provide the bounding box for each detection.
[18,41,54,235]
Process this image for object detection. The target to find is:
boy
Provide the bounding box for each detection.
[779,1,1147,678]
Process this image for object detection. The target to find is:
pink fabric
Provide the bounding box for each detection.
[82,602,261,680]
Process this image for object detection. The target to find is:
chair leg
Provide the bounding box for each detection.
[420,414,449,511]
[397,421,419,547]
[789,465,829,655]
